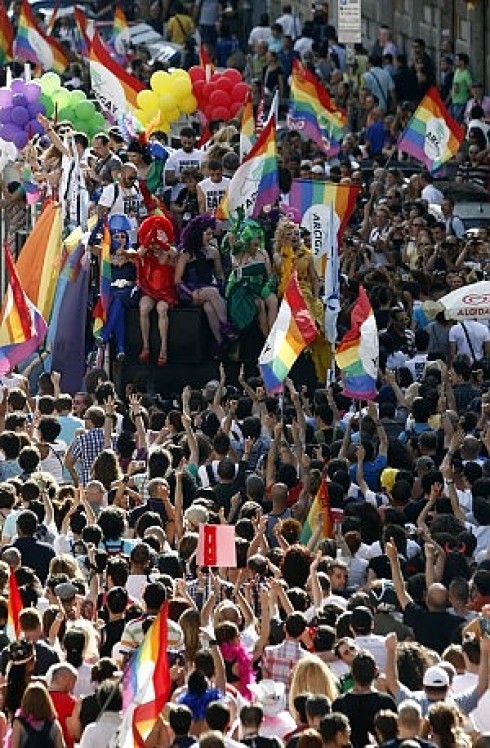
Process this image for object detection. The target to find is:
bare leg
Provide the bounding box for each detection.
[156,301,169,358]
[199,286,228,324]
[256,298,268,337]
[202,300,222,343]
[265,294,278,333]
[139,296,155,358]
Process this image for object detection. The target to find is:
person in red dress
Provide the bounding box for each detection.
[128,215,178,367]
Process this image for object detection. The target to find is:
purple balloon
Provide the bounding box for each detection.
[0,123,19,142]
[13,130,28,149]
[11,106,29,126]
[24,83,42,104]
[0,88,12,107]
[27,119,44,137]
[10,79,26,95]
[28,101,44,118]
[0,108,12,124]
[12,94,27,108]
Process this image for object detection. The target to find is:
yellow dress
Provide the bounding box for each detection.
[278,244,331,383]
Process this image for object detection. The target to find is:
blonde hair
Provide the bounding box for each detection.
[179,608,201,664]
[49,554,84,580]
[289,655,338,718]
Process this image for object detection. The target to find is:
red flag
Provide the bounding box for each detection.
[7,571,22,640]
[197,525,237,567]
[199,44,215,72]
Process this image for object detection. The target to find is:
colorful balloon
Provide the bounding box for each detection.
[74,100,96,121]
[211,106,230,121]
[137,89,159,113]
[189,66,206,83]
[0,88,12,107]
[209,89,231,108]
[40,72,61,95]
[231,82,249,103]
[180,94,198,115]
[11,106,30,126]
[150,70,171,95]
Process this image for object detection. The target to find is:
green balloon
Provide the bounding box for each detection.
[57,107,73,122]
[40,72,61,95]
[40,93,54,117]
[91,112,106,131]
[75,100,96,121]
[69,90,86,106]
[72,117,89,133]
[52,88,71,110]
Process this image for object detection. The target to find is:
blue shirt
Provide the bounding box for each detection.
[365,120,385,155]
[349,455,387,491]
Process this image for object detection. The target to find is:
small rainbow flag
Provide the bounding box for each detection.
[14,0,68,74]
[120,602,171,747]
[300,476,333,544]
[90,29,145,116]
[217,116,279,220]
[335,286,379,401]
[74,6,91,58]
[0,245,48,377]
[289,59,347,155]
[6,570,22,641]
[240,89,256,161]
[16,201,63,323]
[112,5,128,37]
[92,221,112,337]
[259,271,318,393]
[397,86,464,174]
[0,3,14,64]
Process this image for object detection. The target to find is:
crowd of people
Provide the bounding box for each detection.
[0,0,490,747]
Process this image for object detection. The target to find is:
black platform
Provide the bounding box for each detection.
[118,308,319,396]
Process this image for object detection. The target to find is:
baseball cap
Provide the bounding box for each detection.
[423,666,450,688]
[416,456,435,471]
[380,468,399,492]
[311,165,324,175]
[54,582,78,602]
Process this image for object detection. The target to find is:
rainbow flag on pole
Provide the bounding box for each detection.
[217,116,279,220]
[259,271,318,393]
[0,245,47,376]
[112,5,128,37]
[300,476,333,544]
[14,0,68,73]
[335,286,379,401]
[289,60,347,155]
[240,89,256,161]
[6,570,22,641]
[119,602,171,748]
[92,221,112,337]
[397,86,464,173]
[74,6,91,58]
[0,3,14,64]
[90,30,145,116]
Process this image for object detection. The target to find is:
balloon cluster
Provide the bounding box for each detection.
[134,69,197,133]
[188,67,249,122]
[0,80,46,150]
[39,73,106,138]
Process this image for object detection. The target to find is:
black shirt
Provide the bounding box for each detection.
[402,602,465,654]
[0,640,59,676]
[332,691,397,748]
[100,619,125,658]
[129,499,168,529]
[11,536,56,584]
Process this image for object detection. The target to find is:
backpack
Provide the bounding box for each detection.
[102,538,125,556]
[17,717,56,748]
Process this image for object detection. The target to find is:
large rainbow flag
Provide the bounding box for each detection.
[0,245,47,376]
[217,116,279,220]
[119,602,171,747]
[335,286,379,401]
[112,6,128,37]
[89,30,145,116]
[92,222,112,337]
[289,60,347,155]
[240,89,256,161]
[259,271,317,393]
[0,3,14,65]
[14,0,68,73]
[6,570,22,641]
[15,202,62,323]
[300,476,333,544]
[397,86,464,173]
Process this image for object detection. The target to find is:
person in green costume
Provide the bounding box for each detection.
[225,219,278,337]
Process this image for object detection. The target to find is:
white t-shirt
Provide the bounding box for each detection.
[248,25,270,48]
[40,440,67,483]
[421,184,444,205]
[449,320,490,362]
[465,522,490,556]
[0,373,25,400]
[198,176,230,213]
[165,148,204,201]
[98,183,142,244]
[405,353,428,382]
[353,633,387,671]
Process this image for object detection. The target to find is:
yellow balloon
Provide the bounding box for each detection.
[134,107,156,125]
[159,93,177,113]
[170,69,189,81]
[151,70,171,96]
[166,107,181,123]
[157,118,170,134]
[168,77,192,99]
[180,94,198,115]
[136,90,159,113]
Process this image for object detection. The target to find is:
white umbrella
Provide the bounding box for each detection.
[439,281,490,320]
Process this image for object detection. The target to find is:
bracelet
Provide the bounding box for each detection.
[446,479,454,485]
[133,412,142,417]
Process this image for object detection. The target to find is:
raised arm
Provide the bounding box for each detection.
[386,540,413,611]
[129,394,148,452]
[384,631,400,696]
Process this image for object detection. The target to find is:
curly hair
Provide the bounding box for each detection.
[396,642,434,691]
[180,214,216,256]
[281,544,313,588]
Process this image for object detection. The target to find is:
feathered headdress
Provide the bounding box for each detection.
[138,215,174,250]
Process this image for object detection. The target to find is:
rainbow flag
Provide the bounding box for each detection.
[112,5,128,37]
[92,221,112,337]
[6,570,22,641]
[46,0,61,33]
[217,116,279,220]
[120,602,171,747]
[397,86,464,174]
[16,202,62,323]
[335,286,379,401]
[90,30,145,116]
[259,271,317,393]
[289,59,347,155]
[74,6,91,58]
[240,90,256,161]
[0,245,47,377]
[0,3,14,64]
[14,0,68,73]
[300,476,333,544]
